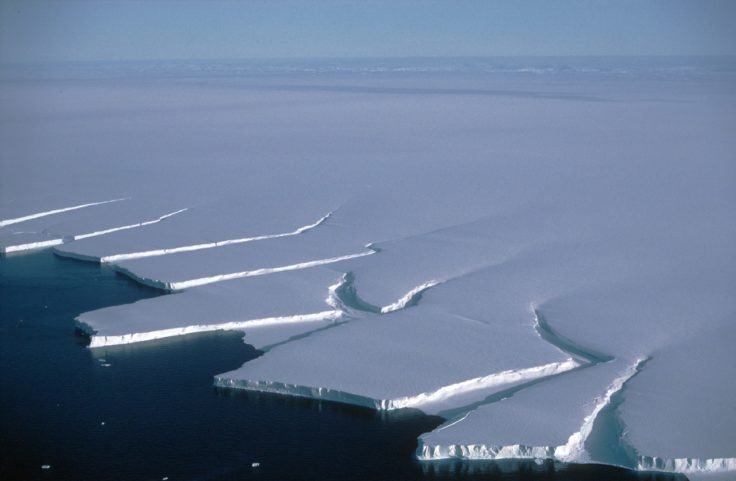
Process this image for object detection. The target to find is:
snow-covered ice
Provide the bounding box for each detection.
[214,296,579,412]
[76,268,345,348]
[2,58,735,477]
[417,359,642,463]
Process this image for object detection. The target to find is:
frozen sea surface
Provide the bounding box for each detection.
[1,57,735,478]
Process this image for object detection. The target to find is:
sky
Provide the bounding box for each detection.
[1,0,735,63]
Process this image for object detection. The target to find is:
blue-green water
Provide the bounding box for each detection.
[0,252,685,481]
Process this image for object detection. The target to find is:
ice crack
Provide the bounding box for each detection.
[533,310,614,364]
[380,281,441,313]
[98,211,333,263]
[4,209,187,254]
[554,358,646,463]
[0,198,126,228]
[327,272,441,315]
[416,358,647,463]
[389,359,580,411]
[116,245,378,291]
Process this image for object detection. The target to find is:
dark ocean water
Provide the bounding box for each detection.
[0,251,685,481]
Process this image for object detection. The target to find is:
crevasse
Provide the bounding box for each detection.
[98,211,333,263]
[0,198,126,228]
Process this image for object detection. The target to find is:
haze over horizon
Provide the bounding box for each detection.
[1,0,735,63]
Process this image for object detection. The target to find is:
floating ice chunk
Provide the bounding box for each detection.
[215,300,572,414]
[76,268,345,349]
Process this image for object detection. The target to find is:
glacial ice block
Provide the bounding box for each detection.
[214,296,575,413]
[417,360,639,463]
[76,268,344,348]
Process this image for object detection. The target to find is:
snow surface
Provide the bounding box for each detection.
[2,58,735,477]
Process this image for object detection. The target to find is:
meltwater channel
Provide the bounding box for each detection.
[0,251,685,481]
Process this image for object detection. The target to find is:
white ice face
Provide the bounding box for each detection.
[2,59,734,476]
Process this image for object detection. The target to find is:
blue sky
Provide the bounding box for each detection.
[1,0,735,62]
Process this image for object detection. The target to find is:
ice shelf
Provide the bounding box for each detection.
[3,60,734,477]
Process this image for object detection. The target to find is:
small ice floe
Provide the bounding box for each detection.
[101,421,105,426]
[162,477,169,480]
[101,363,112,367]
[251,462,260,468]
[534,458,545,466]
[41,464,51,470]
